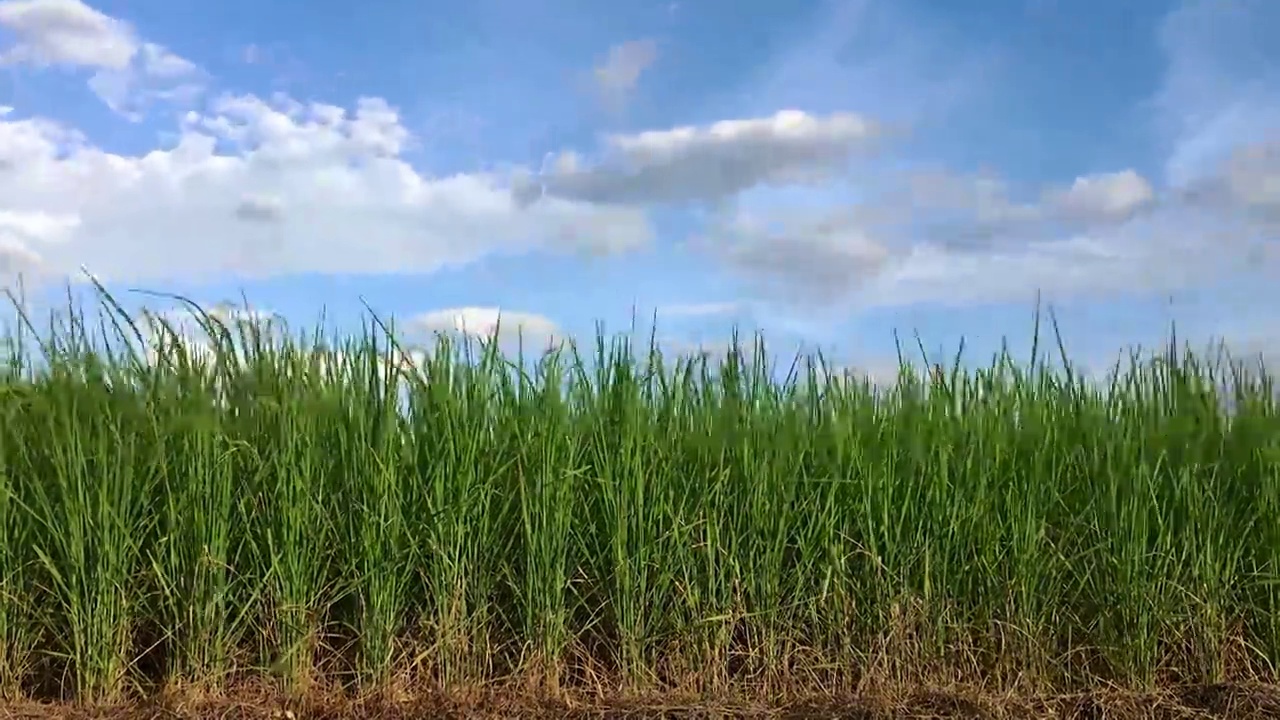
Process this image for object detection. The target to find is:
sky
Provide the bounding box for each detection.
[0,0,1276,381]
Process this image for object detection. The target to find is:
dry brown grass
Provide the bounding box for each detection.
[3,681,1280,720]
[2,649,1280,720]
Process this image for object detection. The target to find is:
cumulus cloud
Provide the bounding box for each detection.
[593,39,657,110]
[141,302,284,333]
[0,0,134,69]
[654,336,741,361]
[134,303,433,383]
[0,234,43,286]
[816,359,905,392]
[0,92,652,287]
[517,110,881,206]
[1,0,1269,322]
[0,206,78,289]
[135,301,285,364]
[411,307,567,350]
[133,303,433,384]
[234,194,284,223]
[0,0,203,117]
[1043,169,1156,226]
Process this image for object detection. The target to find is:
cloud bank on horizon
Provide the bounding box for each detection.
[0,0,1275,378]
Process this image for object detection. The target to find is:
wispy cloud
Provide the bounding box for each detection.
[592,38,658,112]
[656,301,741,318]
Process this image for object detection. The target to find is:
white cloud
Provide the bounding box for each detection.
[141,42,197,79]
[135,301,285,366]
[1223,141,1280,213]
[141,302,283,333]
[0,0,134,69]
[655,336,738,361]
[632,1,1277,313]
[848,212,1262,309]
[1153,0,1280,186]
[1139,0,1280,304]
[0,234,43,284]
[0,93,652,288]
[1177,138,1280,229]
[817,359,904,392]
[0,0,203,118]
[135,303,437,384]
[87,42,205,119]
[1044,169,1156,225]
[696,164,1274,310]
[0,206,77,287]
[2,0,1267,322]
[642,151,1171,309]
[593,39,657,110]
[241,44,263,65]
[135,304,430,385]
[656,301,741,318]
[897,169,1041,246]
[897,167,1157,244]
[0,207,80,240]
[142,334,215,370]
[411,307,566,350]
[906,170,1033,223]
[517,110,881,206]
[683,109,1265,308]
[698,205,892,304]
[234,194,284,223]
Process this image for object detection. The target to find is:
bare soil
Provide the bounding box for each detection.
[2,683,1280,720]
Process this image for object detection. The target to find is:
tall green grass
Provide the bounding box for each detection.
[0,287,1278,703]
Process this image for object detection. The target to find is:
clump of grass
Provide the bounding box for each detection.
[0,285,1278,704]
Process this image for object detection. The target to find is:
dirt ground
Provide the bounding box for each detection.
[1,683,1279,720]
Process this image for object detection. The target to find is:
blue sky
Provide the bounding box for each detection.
[0,0,1276,380]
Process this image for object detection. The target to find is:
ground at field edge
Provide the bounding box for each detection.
[2,683,1280,720]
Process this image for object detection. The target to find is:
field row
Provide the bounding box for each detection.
[0,299,1278,702]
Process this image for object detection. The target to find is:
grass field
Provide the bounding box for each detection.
[1,289,1280,716]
